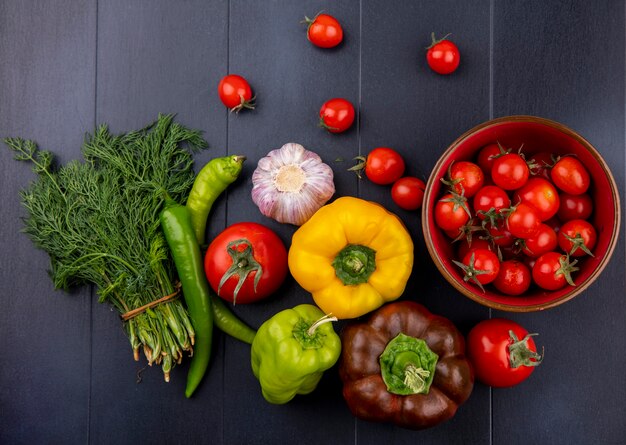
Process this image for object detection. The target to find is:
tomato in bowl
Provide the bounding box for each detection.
[422,115,621,312]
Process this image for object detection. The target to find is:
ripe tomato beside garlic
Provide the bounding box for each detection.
[251,142,335,225]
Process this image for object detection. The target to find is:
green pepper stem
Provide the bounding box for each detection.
[307,314,338,336]
[332,244,376,285]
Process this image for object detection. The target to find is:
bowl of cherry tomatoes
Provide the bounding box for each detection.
[422,115,621,312]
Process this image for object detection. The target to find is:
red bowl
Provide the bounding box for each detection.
[422,115,621,312]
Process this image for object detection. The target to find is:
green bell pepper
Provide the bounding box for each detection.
[251,304,341,404]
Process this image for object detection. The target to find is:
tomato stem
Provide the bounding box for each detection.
[508,330,544,368]
[426,32,452,49]
[217,238,263,304]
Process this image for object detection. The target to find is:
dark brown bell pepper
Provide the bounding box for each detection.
[338,301,474,430]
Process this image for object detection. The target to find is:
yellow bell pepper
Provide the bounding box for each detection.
[288,196,414,319]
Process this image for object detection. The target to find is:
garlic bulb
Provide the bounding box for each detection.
[252,142,335,225]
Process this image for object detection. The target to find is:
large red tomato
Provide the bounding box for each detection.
[204,222,288,304]
[467,318,543,388]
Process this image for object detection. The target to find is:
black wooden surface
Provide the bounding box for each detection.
[0,1,624,444]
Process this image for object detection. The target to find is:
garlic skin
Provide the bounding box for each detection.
[252,142,335,226]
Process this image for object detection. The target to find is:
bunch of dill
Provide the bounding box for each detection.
[4,114,208,381]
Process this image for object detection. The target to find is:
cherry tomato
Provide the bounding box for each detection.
[506,202,540,239]
[456,248,500,287]
[391,176,425,210]
[204,222,288,304]
[550,156,590,195]
[491,153,530,190]
[557,193,593,222]
[218,74,255,112]
[477,143,503,176]
[519,223,558,258]
[319,98,355,133]
[493,260,532,296]
[528,151,554,180]
[473,185,511,221]
[359,147,406,185]
[467,319,543,388]
[304,13,343,48]
[426,33,460,75]
[445,161,484,197]
[513,177,560,221]
[457,238,493,261]
[557,219,597,257]
[434,193,471,232]
[532,251,578,291]
[486,222,516,247]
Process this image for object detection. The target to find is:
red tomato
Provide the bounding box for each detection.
[557,193,593,221]
[477,143,503,176]
[304,13,343,48]
[506,203,541,239]
[456,238,493,261]
[456,248,500,287]
[218,74,255,112]
[557,219,597,257]
[513,177,560,221]
[532,251,578,290]
[550,156,590,195]
[426,33,460,75]
[486,222,516,247]
[473,185,511,221]
[519,223,558,258]
[491,153,530,190]
[204,222,288,304]
[527,151,554,180]
[445,161,485,197]
[467,319,543,387]
[434,193,471,232]
[493,260,532,296]
[319,98,355,133]
[391,176,425,210]
[361,147,406,185]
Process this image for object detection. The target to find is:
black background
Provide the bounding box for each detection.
[1,1,624,444]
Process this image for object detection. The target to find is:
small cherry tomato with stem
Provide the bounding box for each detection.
[218,74,255,113]
[467,318,543,388]
[477,143,505,176]
[504,202,541,239]
[473,185,511,224]
[453,248,500,291]
[319,98,355,133]
[350,147,405,185]
[426,32,460,75]
[557,219,597,257]
[456,237,494,262]
[302,12,343,48]
[391,176,425,210]
[491,152,530,190]
[441,161,485,198]
[516,223,558,258]
[513,177,560,221]
[434,192,472,232]
[551,156,590,195]
[532,251,579,291]
[527,151,555,180]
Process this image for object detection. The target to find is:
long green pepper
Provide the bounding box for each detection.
[160,196,213,398]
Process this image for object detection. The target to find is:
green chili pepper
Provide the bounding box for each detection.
[160,196,213,398]
[186,155,246,245]
[251,304,341,404]
[210,293,256,344]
